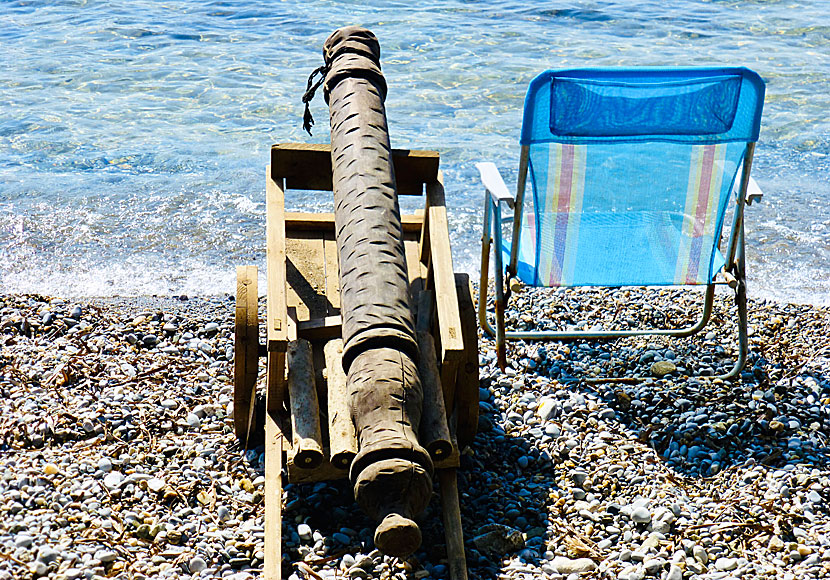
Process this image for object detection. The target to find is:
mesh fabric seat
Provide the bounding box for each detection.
[478,68,765,378]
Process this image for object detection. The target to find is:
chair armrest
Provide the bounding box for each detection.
[746,176,763,206]
[475,162,515,209]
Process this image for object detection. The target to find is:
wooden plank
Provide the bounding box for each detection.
[426,172,465,362]
[297,315,342,340]
[266,169,289,411]
[233,265,260,445]
[266,168,289,353]
[438,468,468,580]
[285,212,424,233]
[441,359,460,417]
[263,410,283,580]
[433,441,460,470]
[404,238,424,288]
[271,143,439,195]
[325,338,357,470]
[285,233,327,322]
[323,232,341,314]
[266,351,286,413]
[453,273,480,449]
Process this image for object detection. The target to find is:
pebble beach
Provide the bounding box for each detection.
[1,287,829,580]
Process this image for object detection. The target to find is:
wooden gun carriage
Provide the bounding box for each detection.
[233,143,478,580]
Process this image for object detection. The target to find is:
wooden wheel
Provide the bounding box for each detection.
[454,273,479,448]
[234,265,261,448]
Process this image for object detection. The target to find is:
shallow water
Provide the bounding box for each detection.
[1,0,828,304]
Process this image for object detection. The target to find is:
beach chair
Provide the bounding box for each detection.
[478,68,765,379]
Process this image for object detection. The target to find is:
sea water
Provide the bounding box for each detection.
[1,0,828,305]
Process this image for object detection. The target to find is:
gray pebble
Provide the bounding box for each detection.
[551,556,597,574]
[189,556,207,573]
[332,532,351,545]
[715,557,738,571]
[297,523,313,541]
[631,506,651,524]
[36,547,60,564]
[186,413,201,429]
[666,564,683,580]
[94,549,118,563]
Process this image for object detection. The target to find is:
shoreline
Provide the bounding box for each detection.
[0,290,828,579]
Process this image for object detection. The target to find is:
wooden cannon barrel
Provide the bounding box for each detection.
[322,26,433,558]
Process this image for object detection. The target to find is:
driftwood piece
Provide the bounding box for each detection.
[287,339,324,469]
[324,338,357,470]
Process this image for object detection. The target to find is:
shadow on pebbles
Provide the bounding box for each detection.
[0,287,828,580]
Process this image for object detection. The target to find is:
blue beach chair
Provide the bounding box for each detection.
[478,68,765,378]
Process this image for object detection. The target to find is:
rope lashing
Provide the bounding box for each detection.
[302,37,385,136]
[302,64,329,136]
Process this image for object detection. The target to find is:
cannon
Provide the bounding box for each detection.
[232,26,479,580]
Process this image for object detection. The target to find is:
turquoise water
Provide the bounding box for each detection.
[1,0,828,304]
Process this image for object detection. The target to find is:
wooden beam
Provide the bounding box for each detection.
[439,468,468,580]
[296,315,342,340]
[323,232,341,314]
[325,338,357,470]
[287,339,324,470]
[266,168,290,411]
[234,265,260,445]
[285,233,327,323]
[272,143,438,195]
[263,410,283,580]
[426,172,465,363]
[266,168,289,352]
[285,212,424,233]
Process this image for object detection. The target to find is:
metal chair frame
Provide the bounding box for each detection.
[479,142,761,380]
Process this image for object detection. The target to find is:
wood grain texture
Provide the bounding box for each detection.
[417,329,453,461]
[438,468,469,580]
[264,410,283,580]
[233,265,260,446]
[324,338,357,470]
[453,273,479,448]
[285,212,424,233]
[285,233,327,323]
[426,172,464,363]
[266,167,289,353]
[287,339,324,470]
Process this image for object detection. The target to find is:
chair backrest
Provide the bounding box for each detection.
[512,68,765,288]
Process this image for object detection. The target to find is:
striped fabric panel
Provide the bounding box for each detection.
[538,144,587,286]
[518,210,536,278]
[674,144,726,284]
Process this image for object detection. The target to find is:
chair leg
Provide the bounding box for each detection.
[478,196,493,338]
[495,298,507,370]
[719,223,749,380]
[492,201,507,370]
